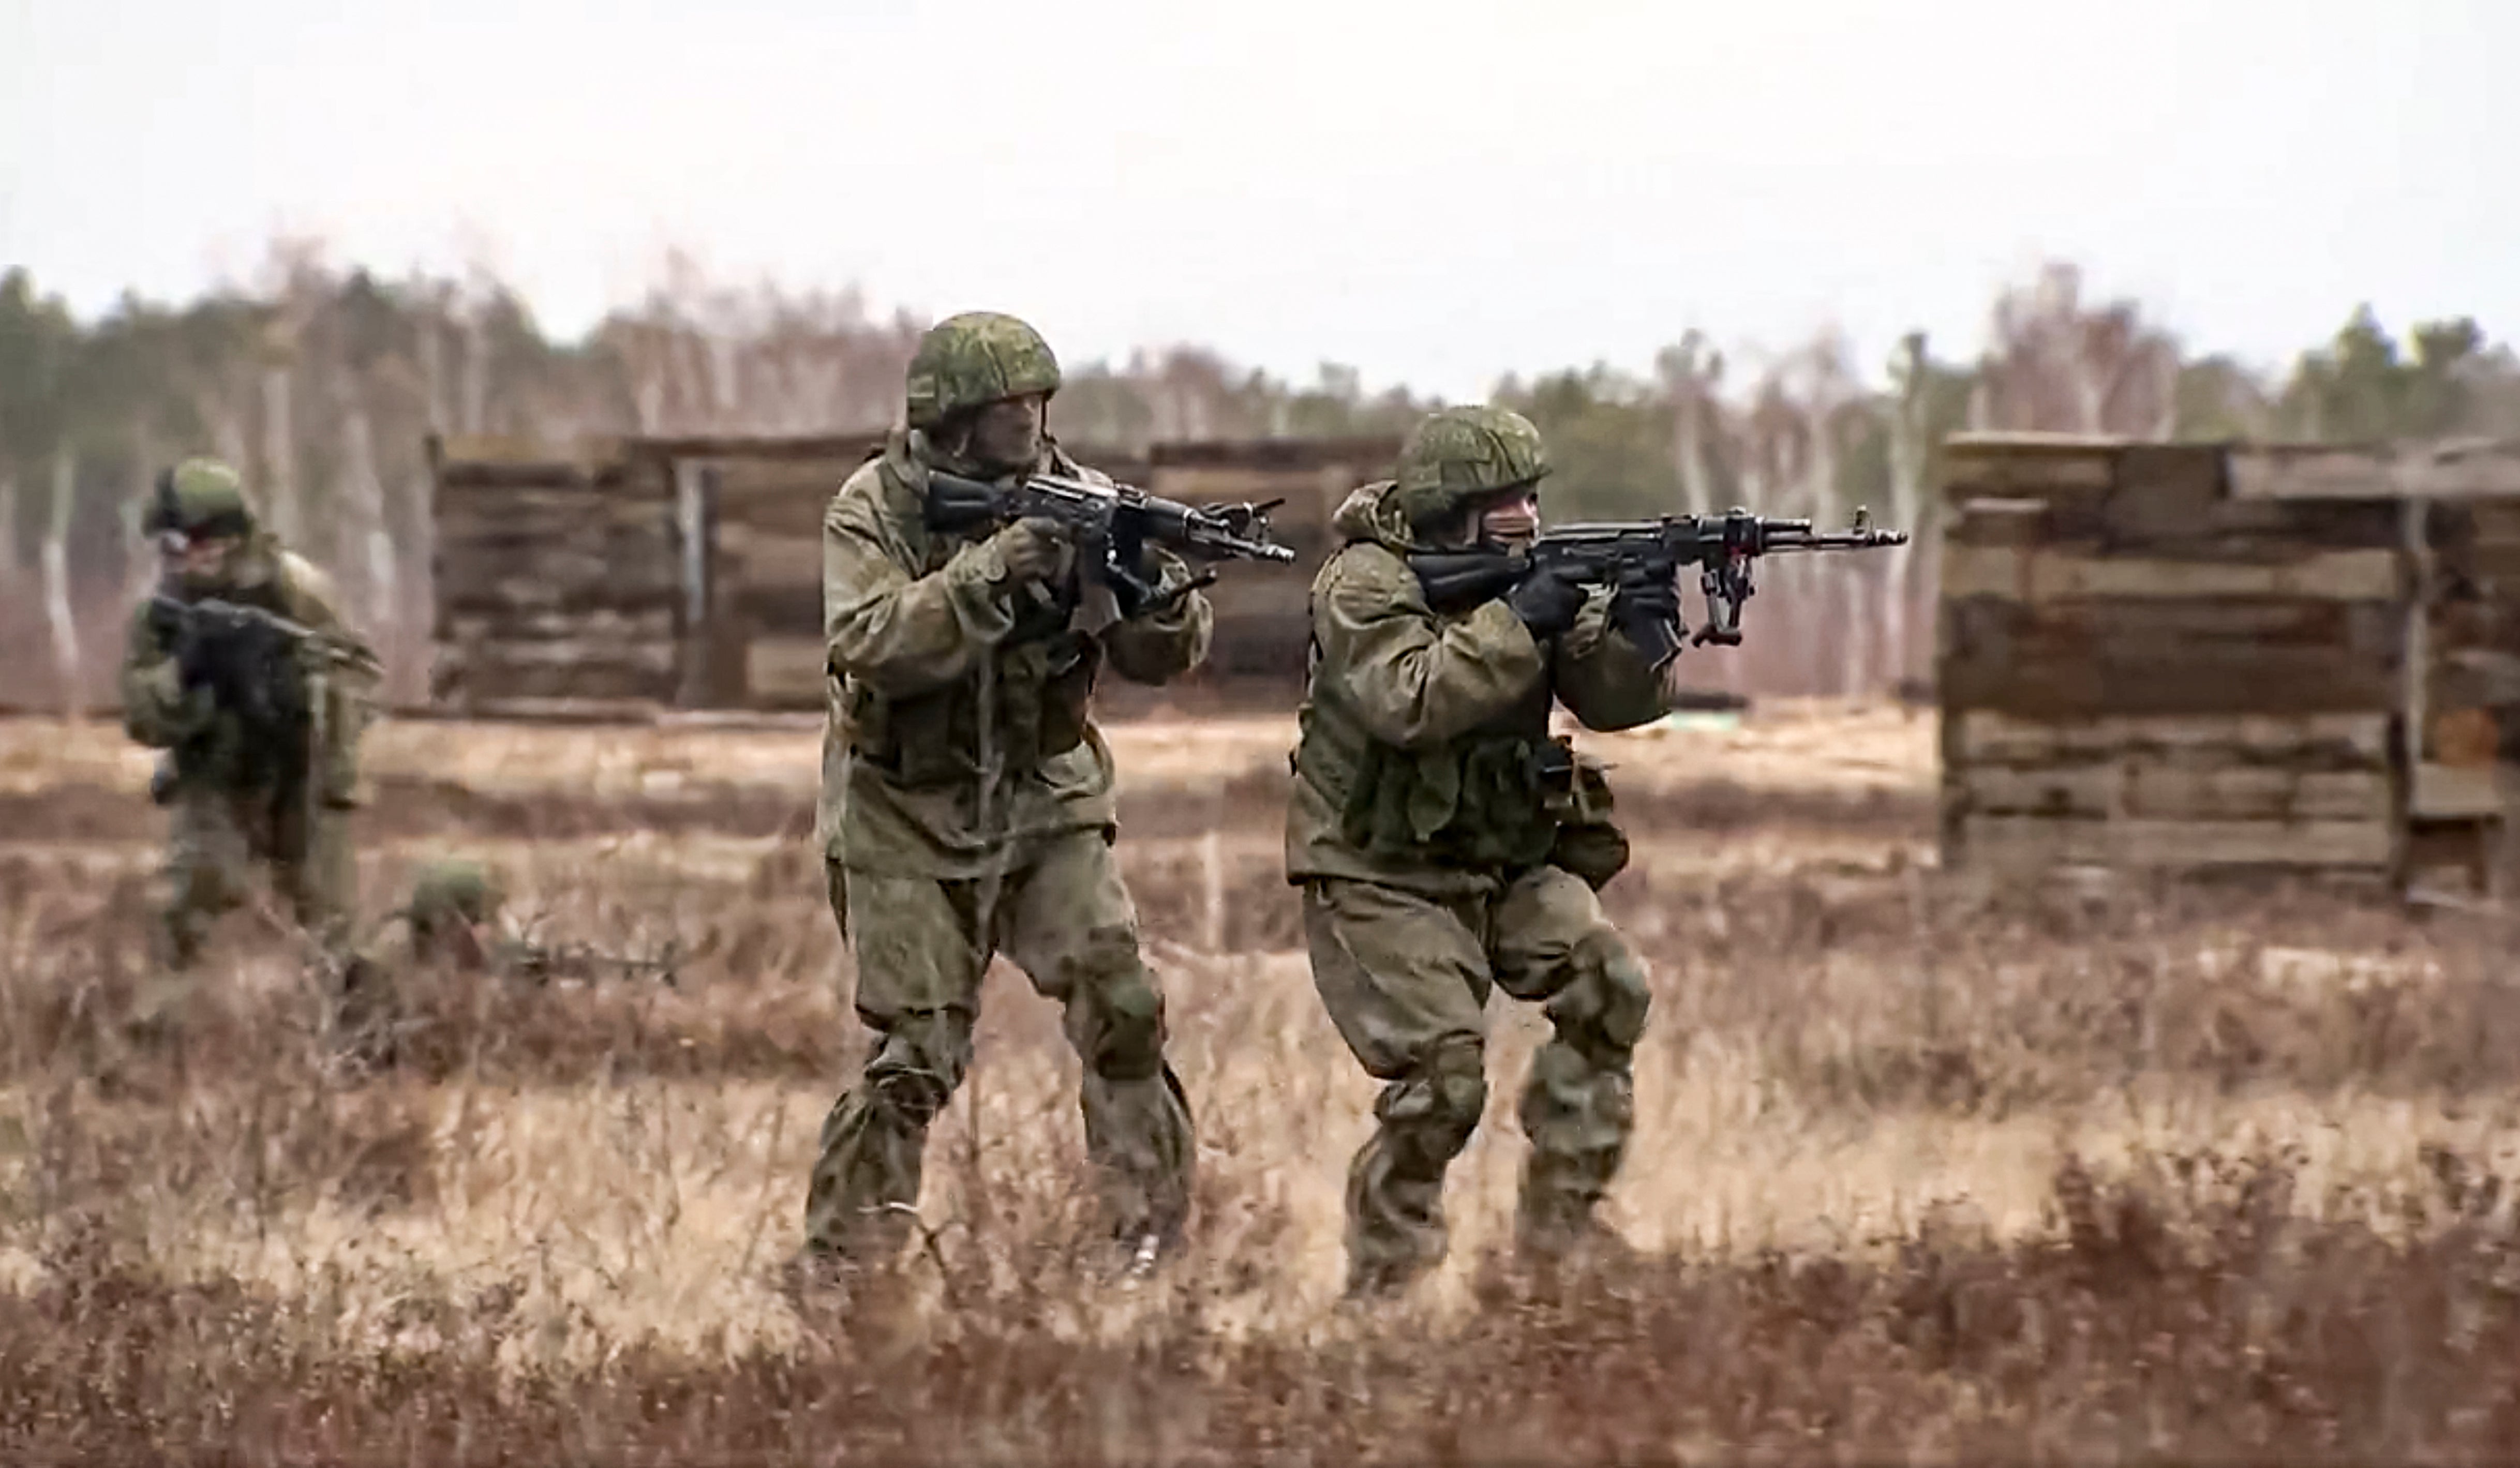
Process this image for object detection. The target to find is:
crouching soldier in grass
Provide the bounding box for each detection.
[799,311,1211,1285]
[120,457,380,1032]
[1286,406,1684,1299]
[334,858,682,1067]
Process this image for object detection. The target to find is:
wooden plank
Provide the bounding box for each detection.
[2408,442,2520,498]
[439,607,676,643]
[434,544,681,594]
[1942,543,2400,602]
[1961,763,2119,817]
[433,663,675,704]
[433,433,631,469]
[735,582,822,636]
[1943,498,2059,548]
[2459,545,2520,582]
[624,431,887,464]
[1957,815,2392,871]
[2229,442,2520,501]
[2227,446,2390,501]
[2412,761,2503,820]
[1945,597,2399,667]
[1952,711,2391,768]
[2467,501,2520,545]
[744,635,829,709]
[1959,763,2387,822]
[2434,650,2520,711]
[2122,767,2388,822]
[2104,444,2226,543]
[1942,642,2394,719]
[726,533,823,598]
[1942,435,2121,504]
[442,637,677,673]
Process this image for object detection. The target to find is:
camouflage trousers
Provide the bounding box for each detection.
[803,830,1195,1262]
[1303,865,1650,1297]
[156,784,355,967]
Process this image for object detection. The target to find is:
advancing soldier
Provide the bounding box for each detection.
[1287,405,1682,1298]
[119,458,380,1013]
[802,311,1210,1279]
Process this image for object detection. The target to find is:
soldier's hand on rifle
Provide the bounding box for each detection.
[1609,564,1683,654]
[987,515,1070,587]
[1506,564,1587,639]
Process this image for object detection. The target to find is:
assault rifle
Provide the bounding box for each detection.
[925,469,1298,618]
[1409,508,1910,668]
[147,593,317,733]
[143,593,377,802]
[507,937,683,989]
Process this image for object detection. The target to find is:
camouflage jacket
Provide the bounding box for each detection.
[1285,482,1670,897]
[817,430,1213,878]
[120,539,381,804]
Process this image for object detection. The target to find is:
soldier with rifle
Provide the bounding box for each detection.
[118,458,381,1028]
[334,857,681,1063]
[1286,405,1903,1299]
[798,310,1297,1286]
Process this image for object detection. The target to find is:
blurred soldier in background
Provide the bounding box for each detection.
[335,857,680,1066]
[119,457,381,1026]
[800,311,1211,1282]
[1286,405,1681,1299]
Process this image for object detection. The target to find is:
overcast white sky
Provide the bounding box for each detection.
[2,0,2510,400]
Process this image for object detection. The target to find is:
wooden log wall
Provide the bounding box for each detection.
[428,436,681,718]
[1936,435,2407,878]
[2219,440,2520,890]
[691,436,1145,710]
[1145,436,1398,681]
[694,436,884,710]
[430,431,1399,714]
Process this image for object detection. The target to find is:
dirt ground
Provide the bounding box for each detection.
[4,700,2518,1463]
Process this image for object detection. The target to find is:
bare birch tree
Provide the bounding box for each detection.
[41,447,80,718]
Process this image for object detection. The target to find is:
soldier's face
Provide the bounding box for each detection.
[965,394,1047,473]
[164,531,241,587]
[1475,488,1540,550]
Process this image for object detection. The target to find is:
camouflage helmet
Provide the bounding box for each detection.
[142,458,257,540]
[904,311,1062,429]
[1390,406,1552,529]
[406,858,504,938]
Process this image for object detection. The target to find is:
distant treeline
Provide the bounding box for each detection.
[1,244,2511,709]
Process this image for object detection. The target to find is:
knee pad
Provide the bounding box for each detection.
[1549,933,1650,1058]
[1378,1036,1488,1169]
[866,1010,970,1127]
[1086,962,1166,1084]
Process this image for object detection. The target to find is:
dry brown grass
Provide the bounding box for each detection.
[4,705,2519,1463]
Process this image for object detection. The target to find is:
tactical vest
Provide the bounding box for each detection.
[841,461,1101,789]
[1293,554,1630,888]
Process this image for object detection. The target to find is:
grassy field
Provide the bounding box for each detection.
[3,701,2518,1463]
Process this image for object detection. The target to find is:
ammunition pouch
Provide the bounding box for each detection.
[1321,730,1630,885]
[842,630,1100,787]
[1336,733,1560,870]
[1038,633,1100,761]
[1541,746,1630,890]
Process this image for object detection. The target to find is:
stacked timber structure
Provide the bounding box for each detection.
[1937,433,2520,891]
[427,436,685,720]
[427,430,1397,718]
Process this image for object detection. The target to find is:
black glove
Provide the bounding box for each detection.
[174,619,221,691]
[1609,564,1683,661]
[1506,566,1586,639]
